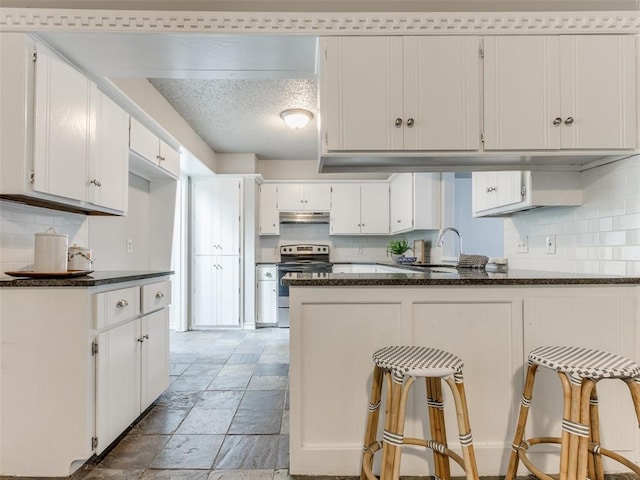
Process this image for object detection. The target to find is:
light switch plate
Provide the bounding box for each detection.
[545,235,556,254]
[516,236,528,254]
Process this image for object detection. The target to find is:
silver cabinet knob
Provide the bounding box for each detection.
[397,219,401,223]
[116,299,128,308]
[486,186,497,193]
[155,291,165,299]
[395,118,403,127]
[90,179,102,187]
[553,117,562,126]
[407,118,414,127]
[565,117,574,125]
[265,272,273,278]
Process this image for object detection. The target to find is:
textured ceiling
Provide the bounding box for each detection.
[149,78,318,160]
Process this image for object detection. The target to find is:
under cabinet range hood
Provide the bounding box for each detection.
[279,212,330,224]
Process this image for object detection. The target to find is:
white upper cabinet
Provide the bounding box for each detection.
[33,45,90,203]
[258,183,279,235]
[390,173,441,234]
[472,171,583,217]
[321,36,481,152]
[484,35,637,150]
[129,118,180,179]
[192,177,241,255]
[277,183,331,211]
[88,85,129,213]
[330,183,389,235]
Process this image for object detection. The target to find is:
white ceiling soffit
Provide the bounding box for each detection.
[2,0,640,11]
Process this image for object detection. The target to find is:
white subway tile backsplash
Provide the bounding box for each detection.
[505,155,640,275]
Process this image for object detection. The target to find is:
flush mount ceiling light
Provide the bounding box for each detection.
[281,108,314,129]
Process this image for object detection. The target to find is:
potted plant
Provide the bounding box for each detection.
[387,239,410,262]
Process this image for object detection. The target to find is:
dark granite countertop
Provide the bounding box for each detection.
[0,270,173,287]
[282,268,640,286]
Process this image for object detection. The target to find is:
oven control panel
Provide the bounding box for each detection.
[280,244,329,255]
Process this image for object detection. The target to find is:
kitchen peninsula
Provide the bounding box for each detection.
[285,268,640,476]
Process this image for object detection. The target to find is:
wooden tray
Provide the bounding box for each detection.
[4,270,94,278]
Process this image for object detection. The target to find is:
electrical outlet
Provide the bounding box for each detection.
[356,245,364,255]
[126,239,133,254]
[545,235,556,254]
[516,236,529,254]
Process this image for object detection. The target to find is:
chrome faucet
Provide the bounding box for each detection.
[436,227,463,258]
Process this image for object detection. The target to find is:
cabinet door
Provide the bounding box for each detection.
[256,280,277,324]
[559,35,636,149]
[390,174,413,233]
[95,321,140,454]
[360,183,390,234]
[403,36,481,150]
[88,87,128,213]
[217,255,241,327]
[303,184,331,211]
[472,171,523,214]
[192,256,240,328]
[259,184,280,235]
[483,36,561,150]
[192,178,241,255]
[330,184,361,234]
[129,117,159,163]
[324,36,403,151]
[140,309,170,409]
[277,184,304,211]
[33,47,89,202]
[159,139,180,178]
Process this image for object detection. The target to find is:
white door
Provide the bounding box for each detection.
[360,183,390,234]
[276,184,304,211]
[324,36,403,151]
[89,87,128,212]
[33,47,89,202]
[259,184,279,235]
[330,184,361,234]
[483,36,561,150]
[390,173,413,233]
[95,321,140,454]
[192,256,240,328]
[303,184,331,211]
[192,180,218,255]
[256,279,277,324]
[217,255,240,327]
[140,309,170,409]
[215,179,241,255]
[403,36,481,150]
[559,35,636,149]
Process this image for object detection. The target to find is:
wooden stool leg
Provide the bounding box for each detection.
[390,376,415,480]
[426,376,451,480]
[587,385,604,480]
[381,372,403,480]
[576,380,596,480]
[506,362,538,480]
[558,373,586,480]
[624,379,640,425]
[444,373,479,480]
[361,365,384,480]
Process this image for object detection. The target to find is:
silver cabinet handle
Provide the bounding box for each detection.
[396,219,401,223]
[156,155,162,161]
[265,272,273,278]
[143,334,149,340]
[486,186,496,193]
[407,118,414,127]
[155,291,165,299]
[116,299,128,308]
[565,117,574,126]
[395,118,403,127]
[553,117,562,126]
[90,179,102,187]
[138,334,149,343]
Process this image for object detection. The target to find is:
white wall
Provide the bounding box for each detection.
[505,154,640,275]
[0,200,88,272]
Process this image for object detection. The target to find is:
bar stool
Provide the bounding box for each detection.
[360,345,479,480]
[506,345,640,480]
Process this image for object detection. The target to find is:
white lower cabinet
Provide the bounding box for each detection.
[95,280,171,454]
[193,256,240,327]
[256,264,277,325]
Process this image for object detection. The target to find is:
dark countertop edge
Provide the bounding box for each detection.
[0,270,174,287]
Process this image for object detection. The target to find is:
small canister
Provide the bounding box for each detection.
[68,245,93,271]
[34,228,68,273]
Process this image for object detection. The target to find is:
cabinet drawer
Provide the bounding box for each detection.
[95,286,140,329]
[142,280,172,314]
[257,265,277,281]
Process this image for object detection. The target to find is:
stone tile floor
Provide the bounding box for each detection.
[79,327,292,480]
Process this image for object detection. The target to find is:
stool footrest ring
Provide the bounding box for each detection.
[517,437,640,478]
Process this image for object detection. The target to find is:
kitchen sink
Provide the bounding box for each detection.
[409,264,459,274]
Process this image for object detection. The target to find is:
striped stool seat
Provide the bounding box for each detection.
[373,346,464,379]
[361,346,478,480]
[529,345,640,380]
[506,345,640,480]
